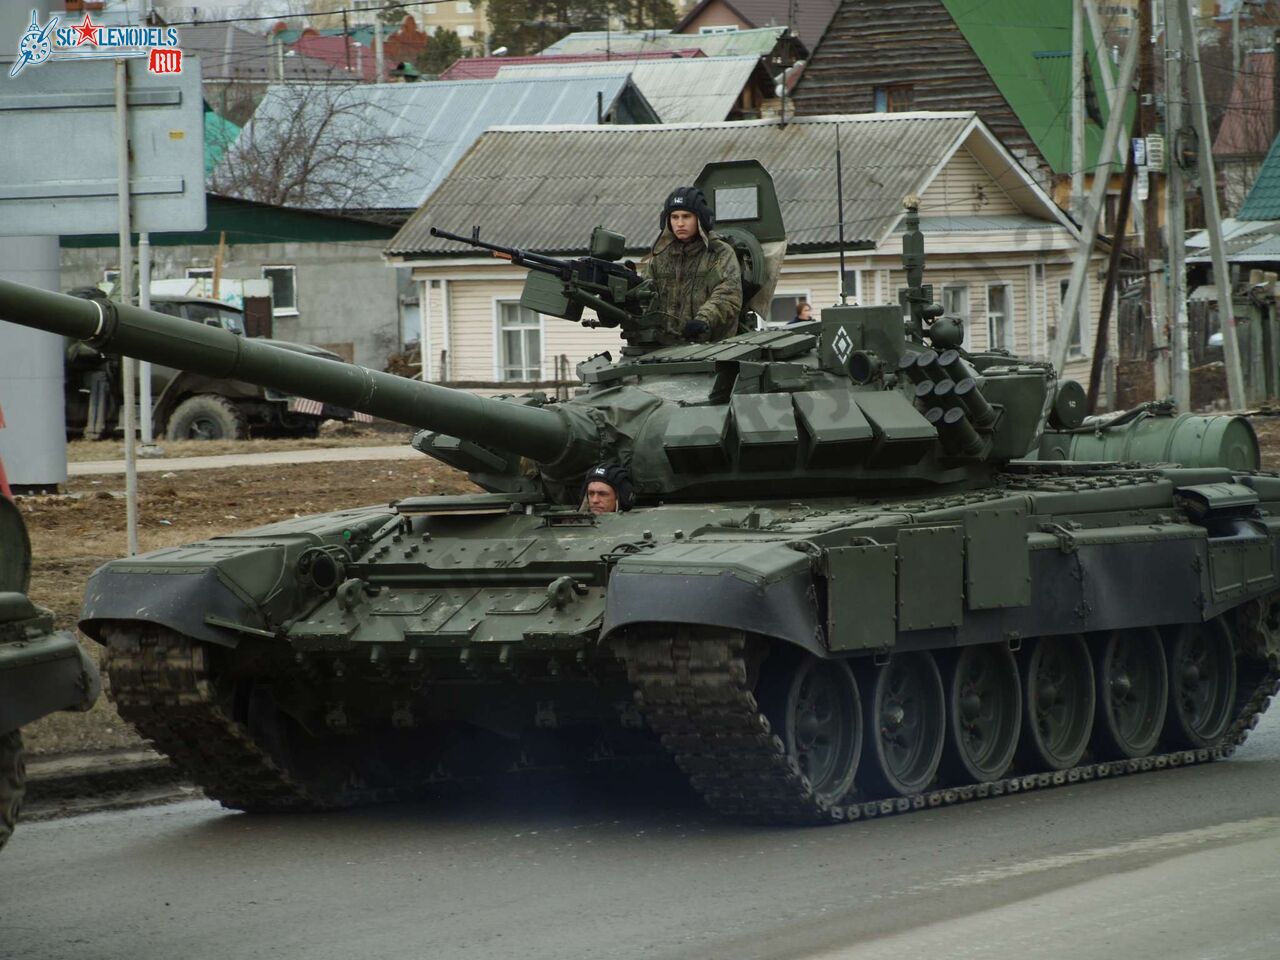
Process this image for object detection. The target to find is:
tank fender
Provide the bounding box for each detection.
[599,541,824,656]
[79,540,304,648]
[0,625,101,733]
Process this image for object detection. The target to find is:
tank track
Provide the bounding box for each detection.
[104,629,400,812]
[619,632,1280,825]
[0,730,25,852]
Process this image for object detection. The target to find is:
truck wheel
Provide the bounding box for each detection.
[165,395,248,441]
[0,730,25,853]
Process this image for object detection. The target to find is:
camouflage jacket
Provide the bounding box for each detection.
[641,228,742,343]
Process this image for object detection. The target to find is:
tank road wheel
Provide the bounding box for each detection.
[940,643,1022,784]
[1093,628,1169,759]
[859,652,945,797]
[1018,635,1095,771]
[0,730,25,853]
[165,395,248,441]
[1164,620,1238,749]
[757,650,862,805]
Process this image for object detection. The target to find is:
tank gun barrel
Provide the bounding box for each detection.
[0,280,576,465]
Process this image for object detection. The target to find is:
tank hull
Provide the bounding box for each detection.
[80,464,1280,822]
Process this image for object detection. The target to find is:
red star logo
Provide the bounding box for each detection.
[72,15,100,46]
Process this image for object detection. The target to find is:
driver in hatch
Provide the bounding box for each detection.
[582,463,635,514]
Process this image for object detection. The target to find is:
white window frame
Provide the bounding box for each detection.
[765,289,813,329]
[1059,277,1087,357]
[103,268,120,284]
[941,283,970,325]
[493,298,544,382]
[262,264,298,317]
[455,0,474,12]
[836,267,860,304]
[455,23,476,37]
[986,282,1014,352]
[186,267,213,280]
[698,24,739,34]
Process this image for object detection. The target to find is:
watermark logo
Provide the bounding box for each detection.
[9,10,183,78]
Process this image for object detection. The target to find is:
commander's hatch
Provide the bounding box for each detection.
[694,160,787,315]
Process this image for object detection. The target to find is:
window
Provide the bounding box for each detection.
[262,265,297,316]
[184,302,246,335]
[840,269,859,301]
[698,24,739,34]
[103,268,120,284]
[1059,279,1084,356]
[873,84,914,113]
[186,267,213,280]
[768,292,812,327]
[498,301,541,381]
[455,0,473,12]
[986,284,1013,351]
[455,23,475,37]
[942,284,969,323]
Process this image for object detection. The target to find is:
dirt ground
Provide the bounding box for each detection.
[18,439,474,755]
[64,421,407,462]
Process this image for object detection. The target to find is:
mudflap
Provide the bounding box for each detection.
[599,541,825,656]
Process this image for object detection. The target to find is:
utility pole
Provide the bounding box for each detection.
[1143,0,1169,398]
[375,19,385,82]
[1166,0,1190,409]
[1177,0,1246,409]
[1232,2,1242,73]
[1055,32,1141,375]
[1072,0,1086,224]
[115,59,139,557]
[1085,0,1144,228]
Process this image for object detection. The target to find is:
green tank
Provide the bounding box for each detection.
[0,161,1276,824]
[0,441,101,851]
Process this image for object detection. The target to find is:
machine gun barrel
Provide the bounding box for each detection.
[428,227,571,277]
[0,280,576,465]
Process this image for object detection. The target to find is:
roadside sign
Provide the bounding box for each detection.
[0,55,205,236]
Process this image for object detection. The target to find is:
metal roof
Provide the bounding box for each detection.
[440,50,702,82]
[1238,134,1280,221]
[176,24,348,83]
[673,0,838,50]
[222,76,658,212]
[495,56,772,123]
[1187,218,1280,262]
[539,26,789,58]
[387,112,1067,258]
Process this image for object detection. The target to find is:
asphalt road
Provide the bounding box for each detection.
[4,716,1280,960]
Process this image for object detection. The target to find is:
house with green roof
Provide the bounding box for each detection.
[792,0,1133,212]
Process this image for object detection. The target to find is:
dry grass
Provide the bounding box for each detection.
[64,423,413,462]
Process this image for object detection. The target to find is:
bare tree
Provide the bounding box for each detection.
[209,83,416,213]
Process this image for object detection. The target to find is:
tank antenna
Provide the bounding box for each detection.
[836,125,848,305]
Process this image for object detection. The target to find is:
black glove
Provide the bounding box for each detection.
[683,318,710,341]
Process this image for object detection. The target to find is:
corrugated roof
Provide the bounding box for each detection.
[177,24,347,83]
[1238,133,1280,220]
[495,56,771,123]
[221,75,657,212]
[386,112,1065,257]
[673,0,838,50]
[1214,51,1274,158]
[539,26,788,58]
[440,50,701,82]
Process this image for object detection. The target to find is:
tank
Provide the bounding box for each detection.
[0,161,1276,824]
[0,414,101,851]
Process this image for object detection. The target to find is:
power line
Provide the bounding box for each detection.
[161,0,456,28]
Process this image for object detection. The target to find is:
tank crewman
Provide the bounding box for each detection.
[641,187,742,344]
[582,462,635,514]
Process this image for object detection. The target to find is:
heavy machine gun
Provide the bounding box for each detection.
[428,225,658,340]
